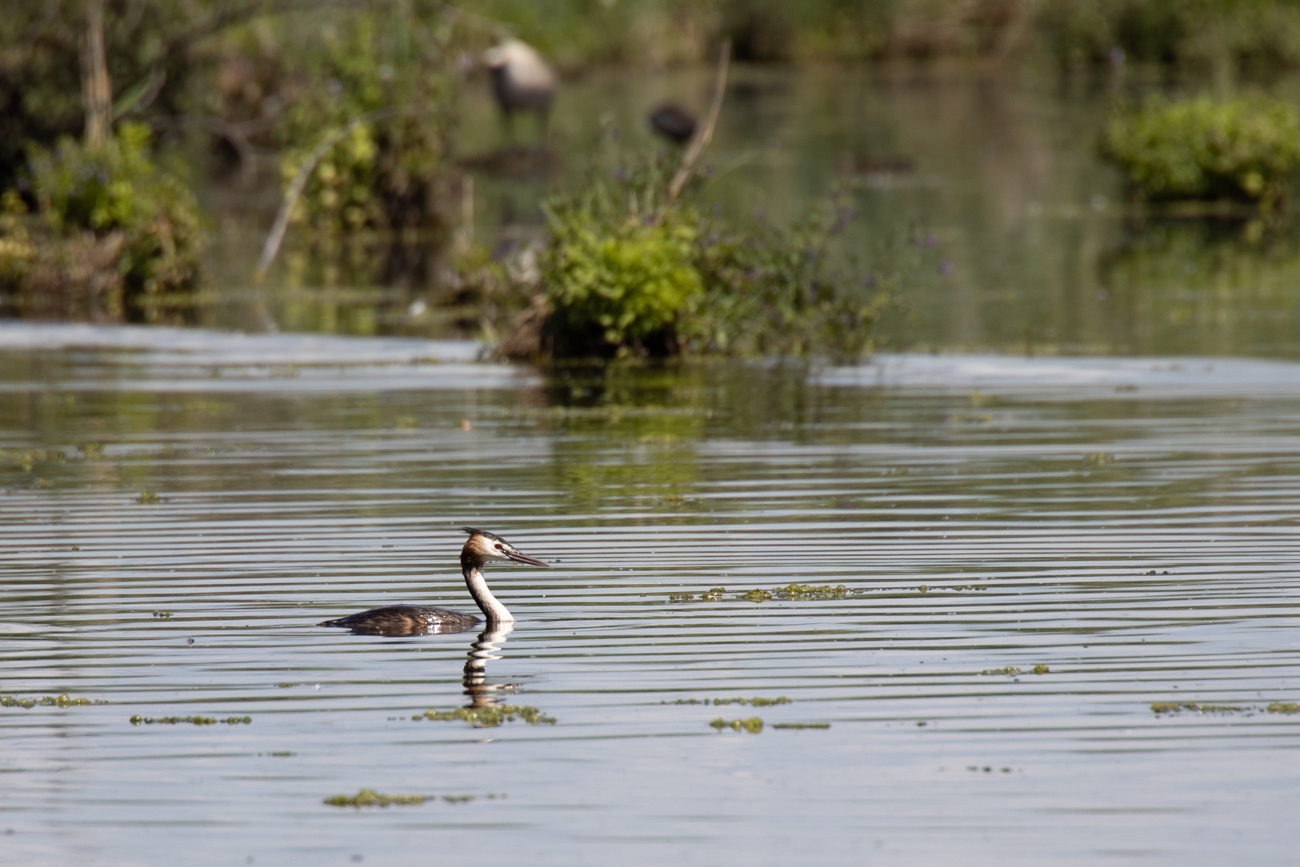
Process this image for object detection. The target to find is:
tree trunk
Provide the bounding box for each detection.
[82,0,113,146]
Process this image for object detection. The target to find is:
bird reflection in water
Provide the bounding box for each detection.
[462,624,517,708]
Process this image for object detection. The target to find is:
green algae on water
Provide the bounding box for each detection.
[325,789,431,808]
[1150,702,1244,715]
[669,587,726,603]
[2,694,106,709]
[130,715,252,725]
[151,611,172,619]
[672,584,850,604]
[981,666,1022,676]
[709,717,764,733]
[414,705,555,727]
[665,696,792,707]
[771,722,830,730]
[324,789,499,808]
[1267,702,1300,714]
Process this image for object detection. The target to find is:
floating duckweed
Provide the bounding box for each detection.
[981,666,1022,676]
[1150,702,1244,715]
[665,697,791,706]
[739,589,773,603]
[151,611,172,619]
[1033,664,1050,675]
[709,717,764,733]
[771,722,830,730]
[137,491,161,504]
[2,694,103,709]
[415,705,555,727]
[669,587,726,603]
[953,585,990,591]
[1267,702,1300,714]
[324,789,431,808]
[918,585,928,594]
[129,715,252,725]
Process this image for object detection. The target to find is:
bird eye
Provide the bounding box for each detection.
[494,543,504,550]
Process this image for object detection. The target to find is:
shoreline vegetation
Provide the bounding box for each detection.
[5,1,1300,355]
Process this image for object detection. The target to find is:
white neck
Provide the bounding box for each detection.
[463,562,514,625]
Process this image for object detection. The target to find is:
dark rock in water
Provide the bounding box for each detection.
[649,104,697,144]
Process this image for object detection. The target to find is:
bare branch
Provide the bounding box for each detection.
[656,39,730,222]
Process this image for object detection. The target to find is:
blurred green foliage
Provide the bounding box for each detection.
[1,123,203,318]
[537,156,886,360]
[1041,0,1300,67]
[1100,96,1300,206]
[271,9,461,236]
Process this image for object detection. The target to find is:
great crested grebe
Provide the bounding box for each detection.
[317,528,548,636]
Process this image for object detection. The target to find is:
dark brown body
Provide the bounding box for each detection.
[317,604,479,636]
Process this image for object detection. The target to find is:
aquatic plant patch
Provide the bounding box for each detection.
[130,715,252,725]
[670,584,850,604]
[2,694,106,709]
[1100,96,1300,207]
[709,717,764,733]
[665,697,792,706]
[323,789,497,809]
[1151,701,1300,716]
[414,705,555,727]
[980,665,1050,676]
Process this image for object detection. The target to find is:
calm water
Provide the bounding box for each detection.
[2,324,1299,865]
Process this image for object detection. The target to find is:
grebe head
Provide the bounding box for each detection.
[461,527,549,568]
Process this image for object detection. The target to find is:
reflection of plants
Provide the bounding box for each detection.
[1100,96,1300,207]
[1099,221,1300,355]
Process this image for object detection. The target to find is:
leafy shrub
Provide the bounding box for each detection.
[2,123,204,318]
[1100,96,1300,206]
[530,156,887,361]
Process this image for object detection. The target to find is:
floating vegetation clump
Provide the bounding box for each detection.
[151,611,172,619]
[1033,665,1050,675]
[952,585,990,591]
[325,790,429,808]
[1152,701,1299,716]
[130,715,252,725]
[415,705,555,727]
[137,491,161,504]
[323,789,499,808]
[771,722,830,730]
[669,587,725,603]
[1151,702,1244,715]
[709,717,764,733]
[671,585,850,604]
[981,667,1022,676]
[666,696,791,707]
[2,694,106,709]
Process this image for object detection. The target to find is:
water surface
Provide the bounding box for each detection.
[2,325,1298,864]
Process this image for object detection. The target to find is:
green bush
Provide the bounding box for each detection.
[2,123,204,318]
[28,123,204,297]
[531,156,886,360]
[1099,96,1300,206]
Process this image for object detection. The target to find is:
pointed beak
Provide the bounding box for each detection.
[505,549,548,568]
